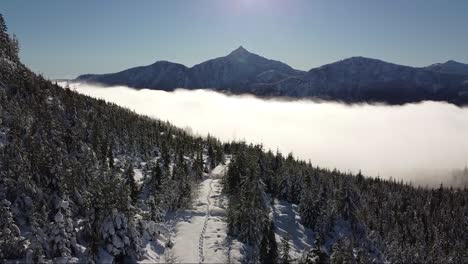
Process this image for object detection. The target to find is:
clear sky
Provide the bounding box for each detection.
[2,0,468,79]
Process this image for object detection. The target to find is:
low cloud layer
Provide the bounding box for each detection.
[64,82,468,187]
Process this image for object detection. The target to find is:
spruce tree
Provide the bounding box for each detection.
[259,220,278,263]
[124,164,138,203]
[108,144,114,168]
[0,199,25,259]
[280,236,291,264]
[299,174,318,228]
[208,143,216,169]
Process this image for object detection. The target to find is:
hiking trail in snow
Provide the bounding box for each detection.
[198,177,213,263]
[160,161,246,263]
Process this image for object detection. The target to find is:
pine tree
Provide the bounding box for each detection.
[26,215,47,263]
[49,199,75,261]
[108,143,114,168]
[0,14,9,57]
[280,236,291,264]
[259,220,278,263]
[224,152,244,195]
[192,150,204,180]
[238,170,269,250]
[299,236,329,264]
[208,143,216,169]
[124,164,138,203]
[299,174,318,228]
[150,161,162,191]
[0,199,25,259]
[330,238,356,264]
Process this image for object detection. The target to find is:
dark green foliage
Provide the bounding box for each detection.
[0,14,19,61]
[259,220,278,264]
[150,161,162,191]
[124,164,138,203]
[192,150,204,180]
[330,238,356,264]
[280,236,291,264]
[0,199,25,259]
[0,15,223,261]
[208,143,216,169]
[224,142,468,263]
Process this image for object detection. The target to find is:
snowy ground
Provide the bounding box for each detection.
[140,161,245,263]
[271,199,315,260]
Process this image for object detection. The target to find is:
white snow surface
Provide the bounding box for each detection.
[272,199,315,261]
[133,168,144,184]
[140,161,244,263]
[170,163,231,263]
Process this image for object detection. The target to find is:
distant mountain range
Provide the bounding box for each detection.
[76,47,468,105]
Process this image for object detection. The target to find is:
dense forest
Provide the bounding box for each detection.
[224,145,467,263]
[0,14,225,262]
[0,14,467,263]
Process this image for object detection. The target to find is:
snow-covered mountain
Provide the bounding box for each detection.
[190,46,305,89]
[76,51,468,105]
[76,46,305,92]
[76,61,193,90]
[258,56,468,104]
[425,60,468,76]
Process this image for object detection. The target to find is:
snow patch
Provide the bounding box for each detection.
[133,169,144,183]
[272,199,315,260]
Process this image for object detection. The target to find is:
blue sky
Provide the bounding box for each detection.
[2,0,468,79]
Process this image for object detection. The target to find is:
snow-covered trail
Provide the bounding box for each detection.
[169,163,232,263]
[198,177,212,262]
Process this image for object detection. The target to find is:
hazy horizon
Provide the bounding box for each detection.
[63,82,468,187]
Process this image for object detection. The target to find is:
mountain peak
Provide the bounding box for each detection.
[426,60,468,76]
[342,56,384,63]
[317,56,392,71]
[445,60,464,65]
[229,46,250,56]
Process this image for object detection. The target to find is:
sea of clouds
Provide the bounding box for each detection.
[62,82,468,187]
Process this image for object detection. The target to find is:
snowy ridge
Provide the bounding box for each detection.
[75,47,468,105]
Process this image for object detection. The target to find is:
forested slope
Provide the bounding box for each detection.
[223,146,468,263]
[0,15,225,262]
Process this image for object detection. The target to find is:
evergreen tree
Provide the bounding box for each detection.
[299,236,329,264]
[124,164,139,203]
[49,199,75,261]
[208,143,216,169]
[150,161,163,191]
[330,238,356,264]
[259,220,278,263]
[0,14,10,58]
[0,199,24,259]
[192,149,204,180]
[299,174,318,228]
[280,236,291,264]
[108,143,114,168]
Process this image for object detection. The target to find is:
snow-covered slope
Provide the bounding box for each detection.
[271,199,315,260]
[152,162,246,263]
